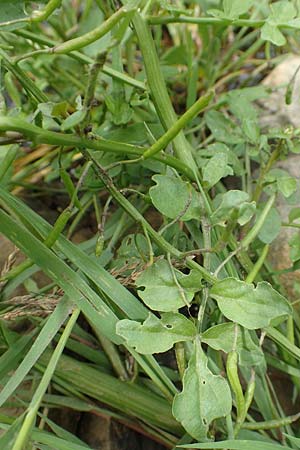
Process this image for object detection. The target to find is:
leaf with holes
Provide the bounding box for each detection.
[210,278,292,329]
[172,338,232,441]
[149,175,201,221]
[116,313,196,354]
[136,259,197,311]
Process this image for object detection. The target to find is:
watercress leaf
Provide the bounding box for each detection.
[203,153,233,188]
[277,176,297,198]
[268,1,296,22]
[261,23,286,46]
[257,207,281,244]
[116,313,196,354]
[136,259,196,311]
[149,175,201,221]
[211,190,250,225]
[61,110,86,131]
[242,118,260,143]
[179,269,203,290]
[289,233,300,263]
[237,201,256,226]
[202,323,265,368]
[289,207,300,223]
[266,169,298,198]
[205,110,243,144]
[38,102,68,118]
[210,278,292,329]
[172,338,232,441]
[223,0,255,18]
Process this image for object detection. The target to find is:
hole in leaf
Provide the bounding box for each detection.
[202,380,206,385]
[165,324,173,329]
[203,418,207,425]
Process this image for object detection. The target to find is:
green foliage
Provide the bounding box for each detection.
[202,323,265,368]
[210,278,292,329]
[0,0,300,448]
[149,175,201,221]
[116,313,196,354]
[172,338,232,441]
[136,259,200,311]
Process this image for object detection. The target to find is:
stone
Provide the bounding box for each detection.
[267,155,300,299]
[259,55,300,129]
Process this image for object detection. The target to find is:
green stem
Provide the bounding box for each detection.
[132,11,198,171]
[241,194,276,249]
[147,14,299,32]
[142,90,213,159]
[14,29,146,89]
[31,0,62,22]
[51,7,129,54]
[241,413,300,430]
[0,116,195,181]
[245,244,269,283]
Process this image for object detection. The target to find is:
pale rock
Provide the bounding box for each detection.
[259,54,300,129]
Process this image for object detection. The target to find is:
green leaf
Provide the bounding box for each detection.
[205,111,243,144]
[257,207,281,244]
[202,323,265,368]
[267,169,297,198]
[202,153,233,188]
[61,110,86,131]
[277,176,297,198]
[178,439,291,449]
[261,23,286,46]
[38,102,68,118]
[172,338,232,441]
[211,190,251,225]
[223,0,255,18]
[261,1,297,46]
[116,313,196,354]
[289,233,300,263]
[237,201,256,226]
[269,1,296,22]
[0,0,27,30]
[136,259,196,311]
[289,207,300,223]
[210,278,292,329]
[149,175,201,221]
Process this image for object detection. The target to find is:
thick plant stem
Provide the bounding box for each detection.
[132,12,198,172]
[0,116,195,181]
[51,7,129,54]
[142,90,214,159]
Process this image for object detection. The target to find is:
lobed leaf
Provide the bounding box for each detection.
[116,313,196,354]
[210,278,292,329]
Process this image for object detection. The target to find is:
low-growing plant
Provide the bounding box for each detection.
[1,0,300,449]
